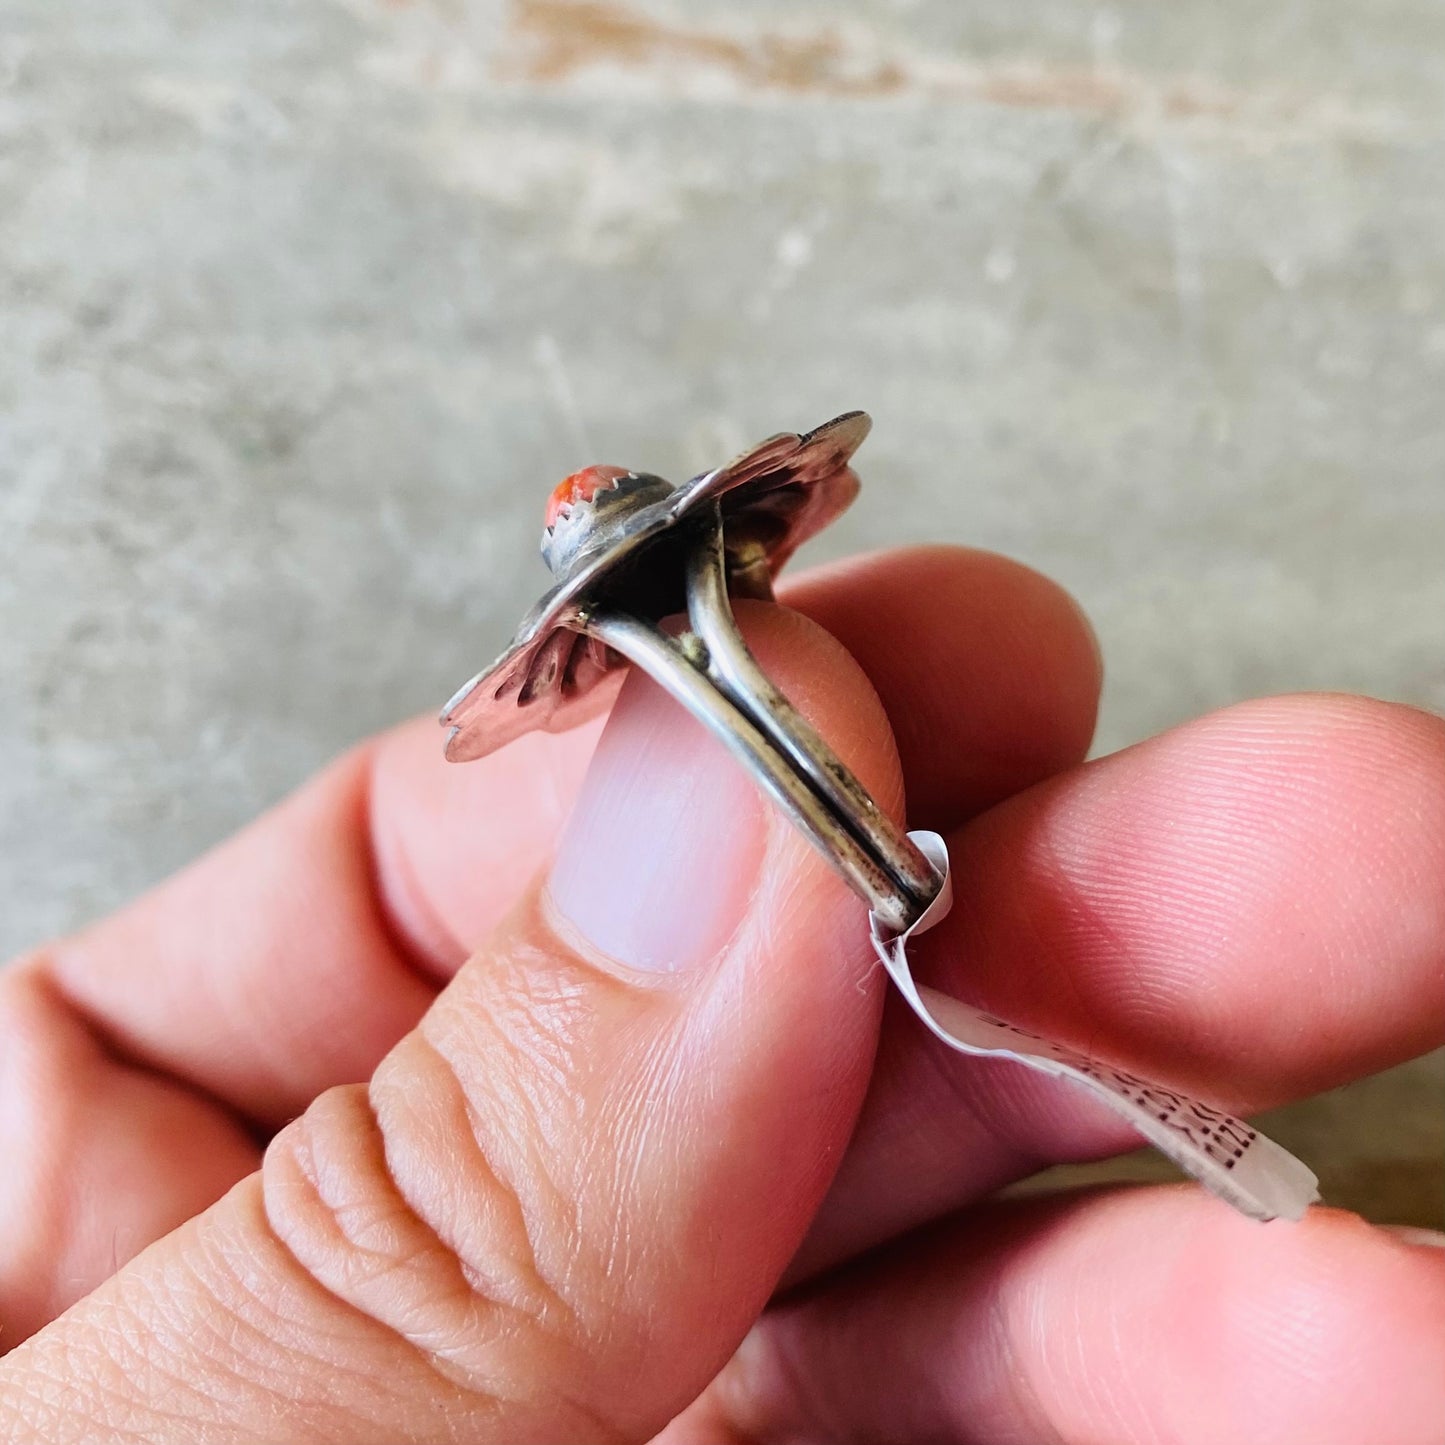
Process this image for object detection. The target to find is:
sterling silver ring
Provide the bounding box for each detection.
[440,411,943,933]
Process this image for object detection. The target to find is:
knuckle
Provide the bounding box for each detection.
[259,981,609,1420]
[0,960,261,1349]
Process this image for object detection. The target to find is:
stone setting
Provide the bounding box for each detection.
[543,465,631,530]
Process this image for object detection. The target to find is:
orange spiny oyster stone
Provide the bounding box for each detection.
[544,465,632,530]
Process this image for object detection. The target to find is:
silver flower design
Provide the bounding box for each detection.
[441,411,869,762]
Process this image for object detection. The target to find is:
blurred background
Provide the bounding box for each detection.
[2,0,1441,1222]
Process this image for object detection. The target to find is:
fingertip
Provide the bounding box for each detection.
[783,545,1103,826]
[930,689,1445,1100]
[958,1189,1445,1445]
[1153,1197,1445,1444]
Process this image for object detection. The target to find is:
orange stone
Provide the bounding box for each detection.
[544,465,631,529]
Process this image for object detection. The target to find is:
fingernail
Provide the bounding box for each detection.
[547,669,768,973]
[1380,1224,1445,1250]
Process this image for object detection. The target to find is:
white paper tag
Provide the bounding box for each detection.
[872,831,1320,1222]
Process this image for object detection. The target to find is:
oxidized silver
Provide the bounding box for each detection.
[441,412,942,932]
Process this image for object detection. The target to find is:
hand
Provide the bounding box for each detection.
[1,546,1441,1444]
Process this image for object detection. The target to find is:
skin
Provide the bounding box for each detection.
[0,544,1441,1443]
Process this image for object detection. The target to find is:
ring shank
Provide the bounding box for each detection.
[586,508,942,932]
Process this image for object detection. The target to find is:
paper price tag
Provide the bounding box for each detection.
[873,832,1320,1222]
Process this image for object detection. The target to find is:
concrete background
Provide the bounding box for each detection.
[2,0,1441,1222]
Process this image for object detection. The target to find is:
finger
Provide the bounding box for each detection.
[691,1190,1445,1445]
[795,695,1445,1277]
[3,604,904,1442]
[0,548,1096,1342]
[781,545,1100,829]
[34,546,1098,1128]
[0,970,261,1344]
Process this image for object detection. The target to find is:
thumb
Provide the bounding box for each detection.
[0,603,905,1445]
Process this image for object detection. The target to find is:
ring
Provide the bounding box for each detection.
[440,411,943,932]
[439,412,1322,1221]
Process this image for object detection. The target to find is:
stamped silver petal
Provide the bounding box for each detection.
[439,496,674,760]
[675,410,868,569]
[441,625,626,761]
[681,430,803,503]
[683,410,871,507]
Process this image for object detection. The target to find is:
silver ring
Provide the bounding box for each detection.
[440,412,943,933]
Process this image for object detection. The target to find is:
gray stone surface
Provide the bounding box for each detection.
[2,0,1440,1221]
